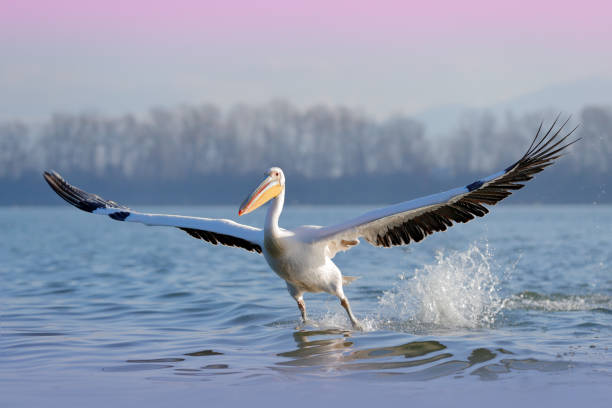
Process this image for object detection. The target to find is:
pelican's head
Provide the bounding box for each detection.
[238,167,285,216]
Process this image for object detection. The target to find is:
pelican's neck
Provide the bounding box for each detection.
[265,188,284,237]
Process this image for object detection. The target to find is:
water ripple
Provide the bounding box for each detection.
[2,205,611,395]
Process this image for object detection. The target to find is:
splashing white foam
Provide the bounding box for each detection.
[304,243,506,332]
[377,244,504,329]
[314,310,378,332]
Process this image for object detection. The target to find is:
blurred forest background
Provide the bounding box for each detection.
[1,101,609,205]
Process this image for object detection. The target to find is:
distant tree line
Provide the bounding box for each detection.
[0,101,609,204]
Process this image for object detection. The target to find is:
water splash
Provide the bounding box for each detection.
[307,244,505,332]
[315,311,378,332]
[377,244,505,330]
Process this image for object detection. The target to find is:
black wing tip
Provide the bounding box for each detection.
[43,169,60,185]
[43,170,86,210]
[43,170,70,190]
[506,116,579,173]
[42,170,126,213]
[479,115,579,204]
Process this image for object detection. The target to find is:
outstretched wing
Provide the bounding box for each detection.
[305,117,579,257]
[43,172,263,253]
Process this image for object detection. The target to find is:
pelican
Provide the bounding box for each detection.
[44,119,577,329]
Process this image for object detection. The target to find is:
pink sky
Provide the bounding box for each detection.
[3,0,611,44]
[1,1,611,121]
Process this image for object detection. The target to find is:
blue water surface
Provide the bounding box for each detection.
[1,205,611,406]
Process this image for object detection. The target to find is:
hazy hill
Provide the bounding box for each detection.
[418,77,612,135]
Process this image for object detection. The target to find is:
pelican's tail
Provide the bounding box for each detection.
[343,276,359,285]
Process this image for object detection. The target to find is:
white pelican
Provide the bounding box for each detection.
[44,119,577,329]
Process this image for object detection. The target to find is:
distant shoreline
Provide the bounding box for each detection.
[3,170,607,206]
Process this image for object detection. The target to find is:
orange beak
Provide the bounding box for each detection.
[238,175,282,216]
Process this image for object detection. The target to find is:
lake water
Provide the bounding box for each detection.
[1,205,611,406]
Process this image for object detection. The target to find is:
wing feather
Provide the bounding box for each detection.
[306,118,579,257]
[43,171,263,253]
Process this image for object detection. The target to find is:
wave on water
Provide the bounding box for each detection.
[505,291,612,312]
[375,244,505,331]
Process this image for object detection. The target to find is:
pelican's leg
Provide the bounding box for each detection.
[340,297,363,331]
[297,297,307,322]
[287,283,310,328]
[333,277,363,330]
